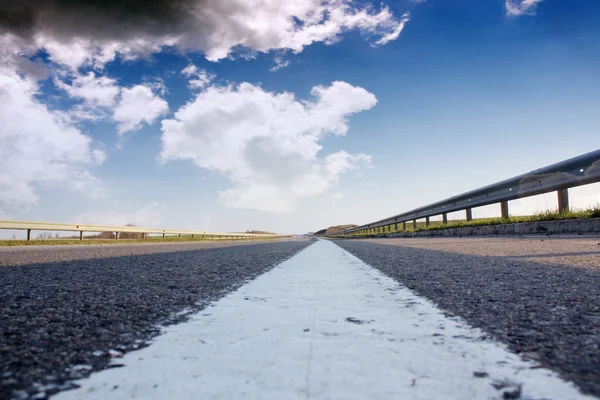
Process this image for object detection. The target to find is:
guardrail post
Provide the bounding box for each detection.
[178,233,181,238]
[27,229,32,241]
[501,201,509,219]
[402,222,406,231]
[79,231,83,241]
[425,217,430,227]
[466,208,473,222]
[142,233,146,240]
[412,219,417,230]
[558,189,569,213]
[162,233,165,239]
[191,234,194,239]
[115,232,119,240]
[442,213,448,224]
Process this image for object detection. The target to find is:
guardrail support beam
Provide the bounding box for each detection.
[558,189,569,213]
[425,217,430,227]
[328,150,600,237]
[442,213,448,224]
[162,233,165,239]
[79,231,83,241]
[413,219,417,230]
[26,229,32,241]
[115,232,119,240]
[402,222,406,231]
[501,201,509,219]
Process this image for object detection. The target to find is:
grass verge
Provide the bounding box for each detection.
[0,235,279,247]
[346,205,600,237]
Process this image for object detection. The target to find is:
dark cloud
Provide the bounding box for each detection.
[0,0,407,66]
[0,0,196,40]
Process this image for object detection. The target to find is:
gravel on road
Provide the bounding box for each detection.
[333,237,600,397]
[0,238,314,399]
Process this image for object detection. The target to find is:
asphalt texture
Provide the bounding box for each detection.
[333,238,600,397]
[0,238,314,400]
[0,240,289,268]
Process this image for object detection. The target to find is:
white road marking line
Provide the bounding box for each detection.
[55,240,594,400]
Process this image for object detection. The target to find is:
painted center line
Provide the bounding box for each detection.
[56,240,593,400]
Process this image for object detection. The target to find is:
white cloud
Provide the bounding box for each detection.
[113,84,170,134]
[189,72,214,89]
[0,67,105,208]
[0,34,48,81]
[53,71,120,108]
[270,56,290,72]
[181,64,214,89]
[160,80,376,213]
[375,12,411,46]
[33,35,178,71]
[73,202,166,227]
[54,72,169,134]
[3,0,409,71]
[181,64,198,77]
[506,0,543,16]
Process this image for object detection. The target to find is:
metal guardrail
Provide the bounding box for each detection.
[336,149,600,236]
[0,220,284,241]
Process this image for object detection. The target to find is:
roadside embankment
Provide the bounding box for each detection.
[332,218,600,239]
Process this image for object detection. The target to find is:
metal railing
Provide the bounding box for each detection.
[0,220,284,241]
[336,149,600,236]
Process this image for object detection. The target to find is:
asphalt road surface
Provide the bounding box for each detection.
[2,235,599,399]
[52,239,593,400]
[334,236,600,397]
[0,238,313,399]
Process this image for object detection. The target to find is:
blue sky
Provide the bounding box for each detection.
[1,0,599,236]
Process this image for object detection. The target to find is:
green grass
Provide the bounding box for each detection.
[415,205,600,233]
[0,235,281,247]
[346,205,600,237]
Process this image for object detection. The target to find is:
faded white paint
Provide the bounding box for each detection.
[56,240,593,400]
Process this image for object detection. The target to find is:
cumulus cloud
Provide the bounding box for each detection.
[160,80,376,213]
[54,72,169,134]
[0,67,105,208]
[73,202,166,227]
[113,84,169,134]
[506,0,543,16]
[1,0,409,70]
[181,64,214,89]
[53,71,120,108]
